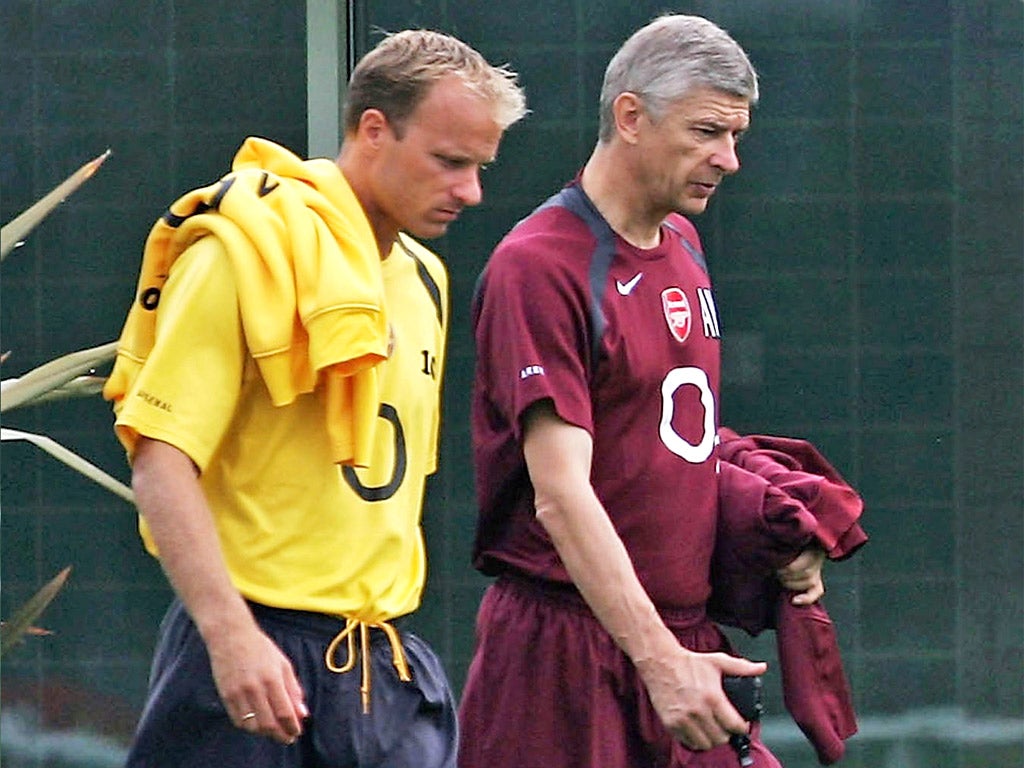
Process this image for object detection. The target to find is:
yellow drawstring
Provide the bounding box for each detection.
[325,618,412,713]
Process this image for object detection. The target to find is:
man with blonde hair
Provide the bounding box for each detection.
[106,29,525,768]
[461,15,818,768]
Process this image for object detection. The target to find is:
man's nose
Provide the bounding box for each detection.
[453,168,484,206]
[712,137,741,174]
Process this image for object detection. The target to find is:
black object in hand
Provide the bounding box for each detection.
[723,675,763,722]
[723,675,763,766]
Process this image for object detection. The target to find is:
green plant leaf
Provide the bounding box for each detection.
[1,427,134,503]
[9,374,107,407]
[1,150,111,260]
[0,341,117,412]
[0,567,72,657]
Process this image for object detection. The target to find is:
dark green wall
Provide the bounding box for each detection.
[1,1,307,763]
[2,1,1021,766]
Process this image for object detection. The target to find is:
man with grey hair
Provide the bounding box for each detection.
[106,29,525,768]
[461,15,821,767]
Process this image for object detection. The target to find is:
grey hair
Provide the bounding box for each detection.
[344,29,527,137]
[597,14,758,142]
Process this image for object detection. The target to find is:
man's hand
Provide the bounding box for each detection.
[776,546,826,605]
[205,621,308,745]
[521,406,764,751]
[638,648,766,751]
[131,438,308,745]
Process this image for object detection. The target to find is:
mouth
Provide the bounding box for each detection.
[435,208,462,223]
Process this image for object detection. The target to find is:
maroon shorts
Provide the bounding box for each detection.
[458,576,781,768]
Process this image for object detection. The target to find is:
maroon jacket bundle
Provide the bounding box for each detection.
[712,428,868,765]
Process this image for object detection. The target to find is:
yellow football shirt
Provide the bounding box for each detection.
[115,233,448,622]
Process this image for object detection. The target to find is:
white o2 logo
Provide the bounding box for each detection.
[658,367,716,463]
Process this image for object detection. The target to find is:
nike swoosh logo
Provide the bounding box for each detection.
[616,272,644,295]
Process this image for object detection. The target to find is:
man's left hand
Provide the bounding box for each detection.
[776,547,826,605]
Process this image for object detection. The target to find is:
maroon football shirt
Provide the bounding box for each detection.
[471,184,723,611]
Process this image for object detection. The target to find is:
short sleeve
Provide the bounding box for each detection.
[474,230,595,439]
[114,236,246,470]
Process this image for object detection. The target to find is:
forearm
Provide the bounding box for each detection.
[523,403,764,747]
[132,437,307,741]
[523,406,680,668]
[131,437,255,641]
[534,483,683,668]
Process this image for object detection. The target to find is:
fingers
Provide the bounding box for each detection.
[778,564,825,603]
[223,672,305,744]
[668,691,748,750]
[672,710,731,751]
[778,547,827,604]
[790,580,825,605]
[664,655,765,751]
[267,675,306,742]
[716,653,767,678]
[232,680,306,744]
[285,666,310,722]
[231,702,302,744]
[213,633,308,745]
[235,709,259,730]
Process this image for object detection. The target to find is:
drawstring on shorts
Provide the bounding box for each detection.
[325,618,412,713]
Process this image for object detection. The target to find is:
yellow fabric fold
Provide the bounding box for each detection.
[103,137,389,466]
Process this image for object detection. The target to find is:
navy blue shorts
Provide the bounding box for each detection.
[126,600,457,768]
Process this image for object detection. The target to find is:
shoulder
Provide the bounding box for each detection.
[396,234,448,290]
[486,201,595,286]
[502,200,592,253]
[168,235,235,290]
[155,237,244,333]
[664,213,704,251]
[395,234,448,327]
[474,203,597,325]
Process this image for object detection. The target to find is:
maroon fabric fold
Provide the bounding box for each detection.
[718,429,867,561]
[710,461,812,635]
[776,599,858,765]
[713,428,867,764]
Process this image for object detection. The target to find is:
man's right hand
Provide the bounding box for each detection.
[131,438,309,745]
[521,410,767,751]
[637,647,766,751]
[205,620,309,745]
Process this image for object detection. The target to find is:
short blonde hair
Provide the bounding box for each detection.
[343,29,528,136]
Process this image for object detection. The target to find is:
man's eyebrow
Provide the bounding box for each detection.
[439,151,497,166]
[693,115,749,132]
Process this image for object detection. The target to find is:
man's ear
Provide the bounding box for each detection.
[357,108,391,147]
[612,92,644,145]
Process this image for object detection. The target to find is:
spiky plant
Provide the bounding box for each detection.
[1,151,134,656]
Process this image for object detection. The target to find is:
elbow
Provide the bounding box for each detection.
[533,486,572,538]
[131,437,198,494]
[533,493,555,524]
[130,441,157,495]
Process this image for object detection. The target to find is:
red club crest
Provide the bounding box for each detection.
[661,287,692,343]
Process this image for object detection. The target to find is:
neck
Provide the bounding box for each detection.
[579,144,663,249]
[336,150,397,260]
